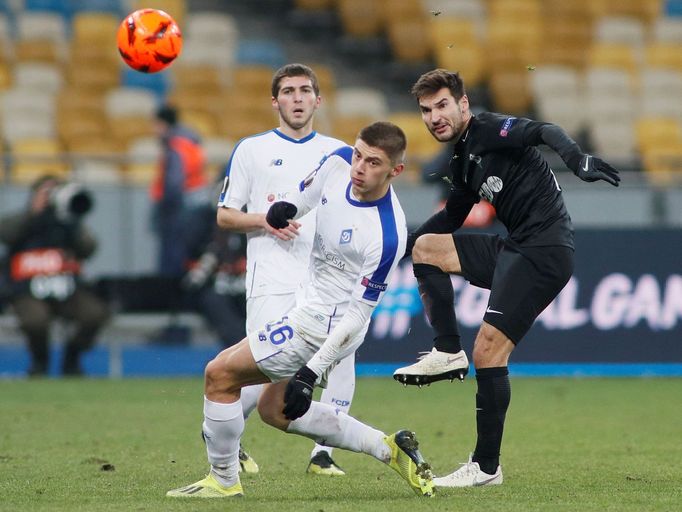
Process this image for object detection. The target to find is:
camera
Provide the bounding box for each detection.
[50,183,94,221]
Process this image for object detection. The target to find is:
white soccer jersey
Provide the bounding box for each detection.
[287,145,408,332]
[218,129,344,299]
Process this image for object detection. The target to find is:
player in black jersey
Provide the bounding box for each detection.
[393,69,620,487]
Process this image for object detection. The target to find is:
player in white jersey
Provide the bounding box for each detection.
[167,122,435,499]
[216,64,351,475]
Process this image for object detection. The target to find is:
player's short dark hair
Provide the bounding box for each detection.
[358,121,406,165]
[271,63,320,98]
[155,104,178,126]
[411,69,466,102]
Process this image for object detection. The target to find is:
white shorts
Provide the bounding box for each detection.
[246,293,297,334]
[248,305,364,386]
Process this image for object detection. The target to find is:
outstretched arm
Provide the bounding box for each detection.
[527,122,621,187]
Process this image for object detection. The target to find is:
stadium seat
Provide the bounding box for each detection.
[68,0,123,16]
[329,114,375,145]
[488,69,533,114]
[185,12,239,46]
[121,67,170,100]
[589,120,637,164]
[125,136,161,185]
[65,133,122,158]
[105,87,158,118]
[594,16,646,47]
[430,18,486,87]
[71,12,119,46]
[0,13,13,62]
[423,0,485,20]
[641,145,682,185]
[1,88,56,120]
[387,112,441,166]
[231,65,276,96]
[585,68,634,98]
[203,136,234,167]
[652,17,682,43]
[180,110,218,139]
[530,65,581,98]
[640,94,682,119]
[15,11,69,63]
[71,158,123,184]
[236,39,286,68]
[337,0,384,37]
[644,43,682,71]
[386,18,431,63]
[13,62,63,93]
[67,60,121,92]
[179,39,235,72]
[535,94,585,138]
[639,68,682,100]
[131,0,186,26]
[294,0,336,9]
[635,117,682,153]
[24,0,71,18]
[587,43,639,75]
[335,87,389,118]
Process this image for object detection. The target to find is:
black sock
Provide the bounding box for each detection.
[472,367,510,475]
[413,263,462,353]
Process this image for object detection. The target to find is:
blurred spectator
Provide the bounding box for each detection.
[181,201,247,347]
[150,104,210,278]
[0,175,110,376]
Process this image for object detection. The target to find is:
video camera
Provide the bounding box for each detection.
[50,183,94,222]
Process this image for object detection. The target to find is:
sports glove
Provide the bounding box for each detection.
[266,201,298,229]
[283,365,317,420]
[573,154,621,187]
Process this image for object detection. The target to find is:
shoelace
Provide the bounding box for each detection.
[452,461,478,479]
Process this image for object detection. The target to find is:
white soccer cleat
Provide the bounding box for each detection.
[433,454,503,488]
[393,348,469,386]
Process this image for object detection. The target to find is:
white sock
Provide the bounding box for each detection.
[240,384,263,420]
[202,397,244,487]
[287,401,390,463]
[311,354,356,459]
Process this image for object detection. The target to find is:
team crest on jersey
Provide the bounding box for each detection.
[339,228,353,244]
[499,117,516,137]
[361,276,387,292]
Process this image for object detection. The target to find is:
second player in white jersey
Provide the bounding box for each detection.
[218,129,343,301]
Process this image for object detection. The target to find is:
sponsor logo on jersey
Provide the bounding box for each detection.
[478,175,503,202]
[321,195,328,205]
[339,228,352,244]
[499,117,516,137]
[269,158,283,166]
[361,276,388,292]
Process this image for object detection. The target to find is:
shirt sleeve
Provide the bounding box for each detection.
[476,113,583,171]
[218,140,251,210]
[306,299,374,376]
[285,145,351,219]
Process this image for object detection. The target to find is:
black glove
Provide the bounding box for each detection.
[266,201,298,229]
[574,154,621,187]
[283,365,317,420]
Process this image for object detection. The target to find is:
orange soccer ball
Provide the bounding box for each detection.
[117,9,182,73]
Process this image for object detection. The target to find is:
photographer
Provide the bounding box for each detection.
[0,175,109,376]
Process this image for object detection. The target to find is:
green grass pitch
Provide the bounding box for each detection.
[1,377,680,511]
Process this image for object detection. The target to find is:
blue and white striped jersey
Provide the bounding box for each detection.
[287,146,408,330]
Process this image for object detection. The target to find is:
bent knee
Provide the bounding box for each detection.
[472,324,513,368]
[204,358,238,395]
[257,398,288,430]
[412,234,443,265]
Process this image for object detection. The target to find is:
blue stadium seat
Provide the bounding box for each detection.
[666,0,682,16]
[236,39,286,68]
[121,66,170,101]
[24,0,71,17]
[68,0,124,16]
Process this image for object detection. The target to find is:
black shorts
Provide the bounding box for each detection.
[453,234,574,344]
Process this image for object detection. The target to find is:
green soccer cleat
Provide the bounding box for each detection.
[307,451,346,476]
[166,473,243,498]
[384,430,434,497]
[239,445,259,474]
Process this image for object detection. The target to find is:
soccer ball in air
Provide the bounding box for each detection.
[117,9,182,73]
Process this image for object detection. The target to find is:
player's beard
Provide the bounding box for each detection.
[281,109,315,132]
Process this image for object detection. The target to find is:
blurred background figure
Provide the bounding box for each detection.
[181,200,247,347]
[0,175,109,376]
[150,104,210,278]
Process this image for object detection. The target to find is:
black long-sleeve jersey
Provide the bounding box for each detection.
[413,112,585,250]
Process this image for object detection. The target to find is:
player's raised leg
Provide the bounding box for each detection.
[394,234,469,385]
